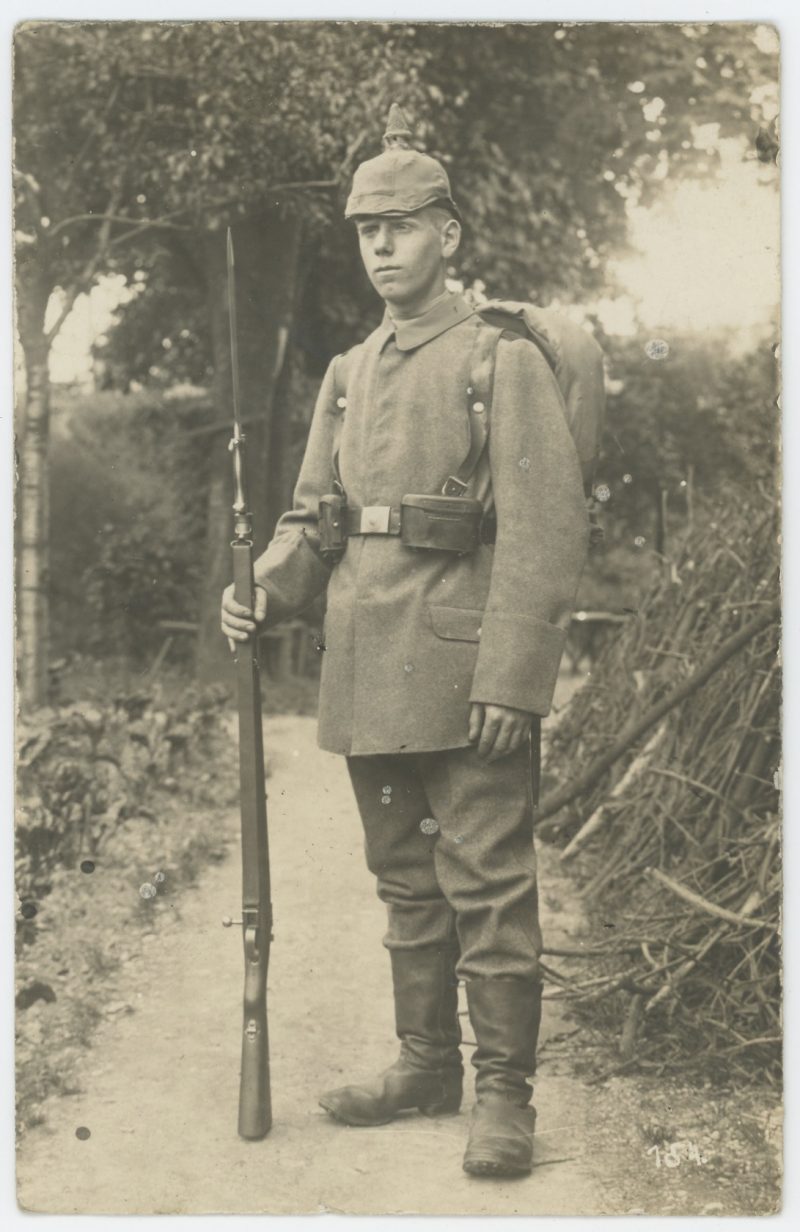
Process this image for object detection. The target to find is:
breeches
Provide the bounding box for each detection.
[346,727,543,981]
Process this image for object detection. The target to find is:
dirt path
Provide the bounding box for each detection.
[17,714,601,1215]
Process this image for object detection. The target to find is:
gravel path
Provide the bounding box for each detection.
[17,715,599,1215]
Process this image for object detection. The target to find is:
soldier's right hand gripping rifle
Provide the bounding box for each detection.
[221,227,273,1140]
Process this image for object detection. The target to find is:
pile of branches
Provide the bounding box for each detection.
[539,491,781,1085]
[16,684,229,910]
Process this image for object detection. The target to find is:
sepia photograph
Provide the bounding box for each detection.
[11,9,782,1218]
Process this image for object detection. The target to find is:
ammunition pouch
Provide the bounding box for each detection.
[318,493,348,563]
[400,494,485,554]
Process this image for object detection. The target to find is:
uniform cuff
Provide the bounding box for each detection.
[254,532,331,627]
[469,610,567,717]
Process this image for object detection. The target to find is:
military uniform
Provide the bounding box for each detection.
[261,293,587,754]
[251,105,589,1177]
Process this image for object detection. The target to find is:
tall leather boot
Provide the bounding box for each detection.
[319,946,463,1127]
[462,978,543,1177]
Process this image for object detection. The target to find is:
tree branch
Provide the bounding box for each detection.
[49,212,192,239]
[73,79,122,170]
[45,178,125,345]
[48,177,341,249]
[535,604,779,824]
[644,868,772,930]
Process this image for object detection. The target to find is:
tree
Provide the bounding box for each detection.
[14,23,212,703]
[14,21,419,694]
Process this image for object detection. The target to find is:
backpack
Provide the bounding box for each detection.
[475,299,606,494]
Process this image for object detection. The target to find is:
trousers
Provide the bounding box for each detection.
[346,725,543,981]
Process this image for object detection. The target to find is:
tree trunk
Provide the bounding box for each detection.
[16,265,52,710]
[197,209,301,681]
[265,326,295,535]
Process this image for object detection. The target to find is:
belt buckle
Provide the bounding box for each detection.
[360,505,391,534]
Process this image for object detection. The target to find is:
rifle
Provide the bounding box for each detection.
[222,227,273,1139]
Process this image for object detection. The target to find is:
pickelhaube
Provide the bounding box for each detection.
[344,103,461,222]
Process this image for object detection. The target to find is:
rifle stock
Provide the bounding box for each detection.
[232,542,272,1139]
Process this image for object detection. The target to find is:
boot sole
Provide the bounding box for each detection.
[319,1098,461,1128]
[318,1100,393,1127]
[463,1158,532,1178]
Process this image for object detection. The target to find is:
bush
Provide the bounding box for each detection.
[543,489,780,1084]
[49,388,212,660]
[15,684,229,907]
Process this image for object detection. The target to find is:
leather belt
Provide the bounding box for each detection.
[345,504,497,544]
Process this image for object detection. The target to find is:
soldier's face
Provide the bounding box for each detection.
[355,211,460,315]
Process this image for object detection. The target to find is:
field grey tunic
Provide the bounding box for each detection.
[254,292,589,756]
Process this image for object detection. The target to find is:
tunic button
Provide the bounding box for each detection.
[404,663,414,673]
[336,396,347,409]
[472,401,485,413]
[420,818,439,835]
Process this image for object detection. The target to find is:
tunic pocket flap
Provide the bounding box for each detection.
[429,605,484,642]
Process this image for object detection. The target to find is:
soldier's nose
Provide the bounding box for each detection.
[374,228,393,254]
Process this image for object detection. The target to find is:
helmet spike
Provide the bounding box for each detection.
[382,103,414,151]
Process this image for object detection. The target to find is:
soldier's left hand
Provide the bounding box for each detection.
[469,703,533,762]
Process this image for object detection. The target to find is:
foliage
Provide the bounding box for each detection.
[543,491,780,1083]
[82,524,199,660]
[567,327,778,613]
[49,388,211,658]
[14,21,778,285]
[94,272,212,391]
[16,21,778,386]
[15,684,229,908]
[13,22,778,692]
[592,330,778,546]
[13,21,421,302]
[409,24,777,298]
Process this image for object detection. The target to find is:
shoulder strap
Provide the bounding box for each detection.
[441,322,503,497]
[332,327,505,501]
[330,352,349,494]
[332,352,348,409]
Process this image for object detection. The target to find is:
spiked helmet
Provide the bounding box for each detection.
[344,103,461,222]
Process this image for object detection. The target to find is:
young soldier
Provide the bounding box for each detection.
[221,105,589,1178]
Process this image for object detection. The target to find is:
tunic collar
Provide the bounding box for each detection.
[379,291,475,352]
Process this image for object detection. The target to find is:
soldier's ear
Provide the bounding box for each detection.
[441,217,462,258]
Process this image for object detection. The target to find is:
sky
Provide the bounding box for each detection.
[605,146,779,340]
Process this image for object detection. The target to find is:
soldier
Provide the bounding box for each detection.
[221,104,589,1178]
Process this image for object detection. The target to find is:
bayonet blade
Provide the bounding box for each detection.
[227,227,243,437]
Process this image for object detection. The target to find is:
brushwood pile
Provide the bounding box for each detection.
[541,491,780,1084]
